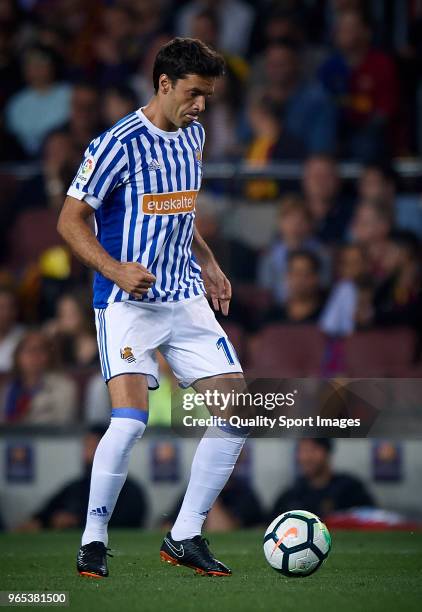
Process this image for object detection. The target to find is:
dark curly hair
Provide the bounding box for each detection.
[152,37,225,93]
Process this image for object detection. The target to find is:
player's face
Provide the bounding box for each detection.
[163,74,216,128]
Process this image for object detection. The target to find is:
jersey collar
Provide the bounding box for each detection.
[137,107,182,139]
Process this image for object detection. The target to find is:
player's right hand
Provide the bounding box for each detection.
[113,262,156,298]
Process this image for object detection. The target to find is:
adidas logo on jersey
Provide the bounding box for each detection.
[148,158,162,171]
[90,506,109,517]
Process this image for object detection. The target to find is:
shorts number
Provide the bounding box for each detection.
[216,337,235,365]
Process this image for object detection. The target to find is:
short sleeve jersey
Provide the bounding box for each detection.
[67,108,206,307]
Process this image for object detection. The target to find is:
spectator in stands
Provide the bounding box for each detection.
[10,129,78,219]
[0,18,21,112]
[203,475,264,530]
[193,199,232,279]
[129,0,165,54]
[0,109,25,161]
[258,194,329,304]
[0,286,25,373]
[17,425,148,531]
[102,85,139,128]
[193,196,258,285]
[5,45,71,157]
[188,9,248,164]
[63,82,102,156]
[0,330,77,424]
[5,129,77,275]
[308,0,374,47]
[264,250,326,325]
[246,95,306,167]
[271,438,374,519]
[130,33,171,107]
[190,8,249,82]
[358,163,422,238]
[350,198,394,281]
[247,39,336,156]
[302,155,353,243]
[353,276,376,330]
[374,230,422,329]
[358,163,397,207]
[0,22,23,165]
[199,65,244,163]
[320,243,369,336]
[397,9,422,155]
[92,4,137,88]
[319,9,399,159]
[44,292,97,367]
[39,130,79,211]
[175,0,255,57]
[6,125,79,312]
[249,6,323,77]
[243,96,306,200]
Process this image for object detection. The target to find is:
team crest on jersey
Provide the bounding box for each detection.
[148,158,162,171]
[195,148,202,167]
[120,346,136,363]
[77,155,96,184]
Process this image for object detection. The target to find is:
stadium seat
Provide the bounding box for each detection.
[246,324,325,377]
[343,328,416,377]
[8,209,62,271]
[234,284,273,315]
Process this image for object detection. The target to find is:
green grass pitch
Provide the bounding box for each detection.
[1,530,421,612]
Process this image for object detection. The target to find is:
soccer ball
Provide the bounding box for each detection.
[263,510,331,577]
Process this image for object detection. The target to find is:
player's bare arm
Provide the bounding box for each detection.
[192,224,232,315]
[57,196,156,299]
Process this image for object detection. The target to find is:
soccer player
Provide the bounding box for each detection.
[58,38,248,578]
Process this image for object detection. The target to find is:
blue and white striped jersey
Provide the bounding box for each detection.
[67,108,206,308]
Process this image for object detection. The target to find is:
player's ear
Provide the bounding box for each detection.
[159,74,171,94]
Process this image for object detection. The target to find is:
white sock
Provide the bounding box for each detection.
[81,409,148,546]
[171,426,247,541]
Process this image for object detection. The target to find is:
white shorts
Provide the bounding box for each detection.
[94,295,243,389]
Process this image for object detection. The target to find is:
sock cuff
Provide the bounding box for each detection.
[216,422,250,437]
[203,423,250,440]
[111,407,149,424]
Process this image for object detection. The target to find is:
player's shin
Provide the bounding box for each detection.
[81,408,148,546]
[171,424,248,541]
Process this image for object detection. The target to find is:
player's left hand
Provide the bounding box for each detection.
[201,260,232,315]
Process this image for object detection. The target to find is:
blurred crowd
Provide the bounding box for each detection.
[1,0,422,162]
[14,436,375,532]
[1,0,422,425]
